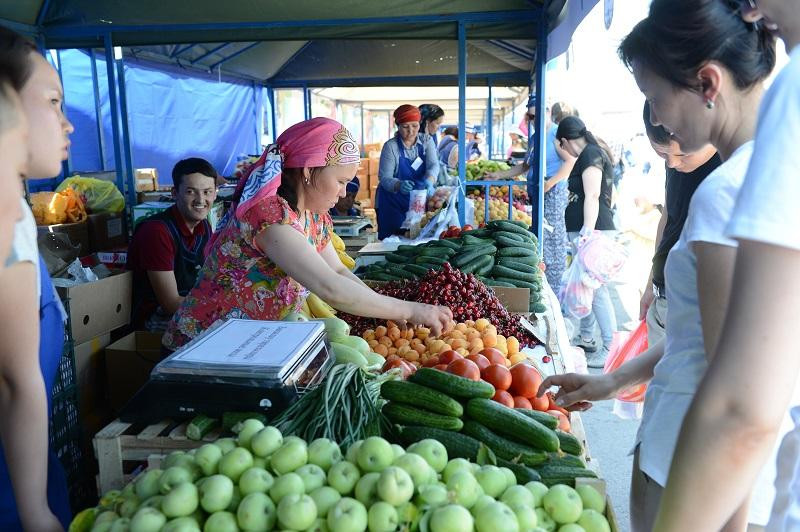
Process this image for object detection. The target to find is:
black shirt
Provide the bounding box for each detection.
[565,143,616,232]
[652,153,722,291]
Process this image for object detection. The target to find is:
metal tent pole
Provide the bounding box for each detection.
[54,49,70,180]
[103,34,126,197]
[115,47,137,209]
[89,48,107,170]
[267,86,277,142]
[457,21,467,225]
[528,12,548,245]
[303,85,310,120]
[487,77,493,160]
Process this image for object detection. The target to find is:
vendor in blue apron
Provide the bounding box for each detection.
[376,104,440,239]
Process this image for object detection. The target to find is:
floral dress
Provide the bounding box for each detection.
[162,195,332,351]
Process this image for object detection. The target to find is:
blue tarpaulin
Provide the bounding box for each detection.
[59,49,263,187]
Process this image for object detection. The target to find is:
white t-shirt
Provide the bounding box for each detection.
[726,44,800,532]
[7,198,41,298]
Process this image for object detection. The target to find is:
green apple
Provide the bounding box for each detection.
[310,486,341,517]
[417,483,449,507]
[252,457,267,469]
[327,461,361,495]
[577,509,610,532]
[575,486,606,514]
[135,469,164,500]
[195,444,224,477]
[236,492,276,531]
[297,464,327,493]
[99,490,123,510]
[122,483,136,498]
[109,517,131,532]
[377,466,414,506]
[305,518,329,531]
[368,501,398,532]
[161,516,201,532]
[535,508,557,532]
[526,481,549,508]
[327,497,368,532]
[269,472,305,502]
[393,452,434,490]
[90,522,113,532]
[218,447,254,482]
[95,511,119,526]
[270,438,309,475]
[396,501,419,530]
[199,474,234,513]
[308,438,343,471]
[500,467,517,488]
[445,470,481,509]
[116,494,141,518]
[129,507,166,532]
[354,472,381,506]
[356,437,394,473]
[235,419,266,449]
[470,495,496,517]
[203,511,238,532]
[250,426,283,458]
[407,440,448,473]
[443,458,473,484]
[501,485,536,508]
[227,486,242,513]
[215,438,238,455]
[163,452,200,478]
[162,482,199,518]
[474,466,507,498]
[160,466,194,495]
[558,525,586,532]
[511,503,538,531]
[430,504,474,532]
[391,444,405,460]
[345,440,363,464]
[542,485,583,525]
[239,467,274,495]
[474,501,518,532]
[277,494,318,530]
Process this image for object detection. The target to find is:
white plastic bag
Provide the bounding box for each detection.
[418,188,459,240]
[401,189,428,230]
[558,258,596,319]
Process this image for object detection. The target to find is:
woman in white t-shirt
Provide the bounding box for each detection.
[539,0,778,529]
[653,1,800,530]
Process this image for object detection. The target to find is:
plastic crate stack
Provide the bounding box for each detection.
[49,298,97,512]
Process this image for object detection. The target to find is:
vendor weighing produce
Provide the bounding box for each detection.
[376,104,440,239]
[162,118,451,352]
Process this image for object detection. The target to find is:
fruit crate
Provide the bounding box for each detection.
[50,387,97,511]
[94,418,222,493]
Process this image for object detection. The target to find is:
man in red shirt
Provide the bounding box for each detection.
[127,158,218,331]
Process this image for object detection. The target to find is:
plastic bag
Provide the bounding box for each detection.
[558,258,596,319]
[401,189,428,230]
[576,231,628,284]
[30,188,88,225]
[56,176,125,214]
[603,320,649,402]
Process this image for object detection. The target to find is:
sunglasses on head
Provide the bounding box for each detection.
[526,113,536,121]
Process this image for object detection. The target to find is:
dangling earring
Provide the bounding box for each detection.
[705,99,715,110]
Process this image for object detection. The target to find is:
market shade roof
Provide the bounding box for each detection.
[2,0,595,86]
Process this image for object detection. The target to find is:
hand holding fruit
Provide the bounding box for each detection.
[538,372,621,411]
[407,303,453,337]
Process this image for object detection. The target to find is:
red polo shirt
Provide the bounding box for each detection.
[127,205,207,273]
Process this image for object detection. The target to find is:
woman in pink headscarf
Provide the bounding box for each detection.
[163,118,452,351]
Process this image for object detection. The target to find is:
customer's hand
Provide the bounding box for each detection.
[639,285,655,321]
[555,140,576,163]
[409,303,453,337]
[399,180,415,194]
[537,372,619,411]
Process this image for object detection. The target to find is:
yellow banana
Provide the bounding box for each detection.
[331,231,346,252]
[300,297,312,319]
[337,249,356,270]
[307,292,337,318]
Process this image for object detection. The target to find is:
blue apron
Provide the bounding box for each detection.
[376,136,428,239]
[0,257,71,530]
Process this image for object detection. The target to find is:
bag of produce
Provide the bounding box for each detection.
[56,175,125,214]
[604,320,648,403]
[30,187,88,225]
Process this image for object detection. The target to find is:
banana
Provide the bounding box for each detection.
[331,231,346,252]
[307,292,337,318]
[337,249,356,270]
[300,298,312,320]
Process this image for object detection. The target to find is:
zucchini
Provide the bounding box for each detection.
[498,246,538,258]
[383,402,463,431]
[474,257,495,276]
[493,277,539,290]
[491,265,538,282]
[381,380,464,417]
[410,368,495,399]
[466,398,560,452]
[515,409,559,430]
[452,245,497,268]
[398,425,483,461]
[461,255,493,274]
[187,414,218,441]
[222,412,267,432]
[385,252,410,264]
[498,256,539,268]
[496,458,543,484]
[536,465,597,487]
[461,420,548,466]
[546,454,586,468]
[415,255,447,265]
[500,261,540,275]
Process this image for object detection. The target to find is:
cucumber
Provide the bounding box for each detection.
[452,245,497,268]
[187,414,218,441]
[434,239,462,250]
[488,220,530,234]
[493,277,539,290]
[385,265,418,280]
[383,402,464,431]
[533,302,548,314]
[498,246,538,258]
[415,255,447,265]
[498,256,539,268]
[546,453,586,468]
[416,262,443,271]
[475,257,495,276]
[461,228,493,238]
[515,409,559,430]
[494,235,530,248]
[364,272,401,281]
[397,425,483,461]
[536,465,597,487]
[496,458,543,484]
[462,234,491,246]
[491,265,538,282]
[385,252,410,264]
[221,412,267,432]
[405,264,430,276]
[461,420,548,466]
[500,261,540,275]
[466,398,560,452]
[381,380,464,417]
[410,368,495,399]
[492,230,532,243]
[397,245,418,253]
[488,280,516,288]
[461,255,493,275]
[418,246,455,258]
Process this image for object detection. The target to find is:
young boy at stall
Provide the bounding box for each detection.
[127,157,217,331]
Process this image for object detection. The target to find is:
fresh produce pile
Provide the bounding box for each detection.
[437,224,474,240]
[359,221,547,314]
[426,187,453,212]
[469,188,528,214]
[463,160,511,181]
[72,418,611,532]
[472,197,532,227]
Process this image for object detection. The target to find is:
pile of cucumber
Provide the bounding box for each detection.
[360,220,548,314]
[381,368,596,487]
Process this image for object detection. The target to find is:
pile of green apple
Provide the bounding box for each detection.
[74,418,612,532]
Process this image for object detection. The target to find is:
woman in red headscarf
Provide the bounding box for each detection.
[375,104,440,239]
[162,118,452,351]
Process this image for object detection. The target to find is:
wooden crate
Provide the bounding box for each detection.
[93,418,222,493]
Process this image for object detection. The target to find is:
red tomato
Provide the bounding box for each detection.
[439,230,448,239]
[462,224,474,231]
[513,396,533,409]
[479,348,506,366]
[446,358,481,381]
[433,364,448,371]
[546,392,569,416]
[448,225,460,233]
[547,410,571,432]
[482,364,512,391]
[531,394,550,411]
[509,364,543,399]
[466,354,491,372]
[479,222,486,228]
[438,350,462,365]
[422,355,440,368]
[492,390,515,408]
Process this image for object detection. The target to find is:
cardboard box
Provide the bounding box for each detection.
[135,168,159,192]
[87,212,127,253]
[370,185,378,204]
[489,286,530,314]
[362,143,381,155]
[105,331,164,413]
[74,334,112,434]
[95,250,128,266]
[37,220,90,255]
[56,270,132,344]
[356,174,371,201]
[368,157,379,176]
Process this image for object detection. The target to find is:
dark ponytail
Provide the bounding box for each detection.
[0,26,37,91]
[619,0,776,91]
[556,116,613,162]
[419,103,444,134]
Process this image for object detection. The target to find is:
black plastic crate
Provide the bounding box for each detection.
[51,340,76,401]
[49,392,97,511]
